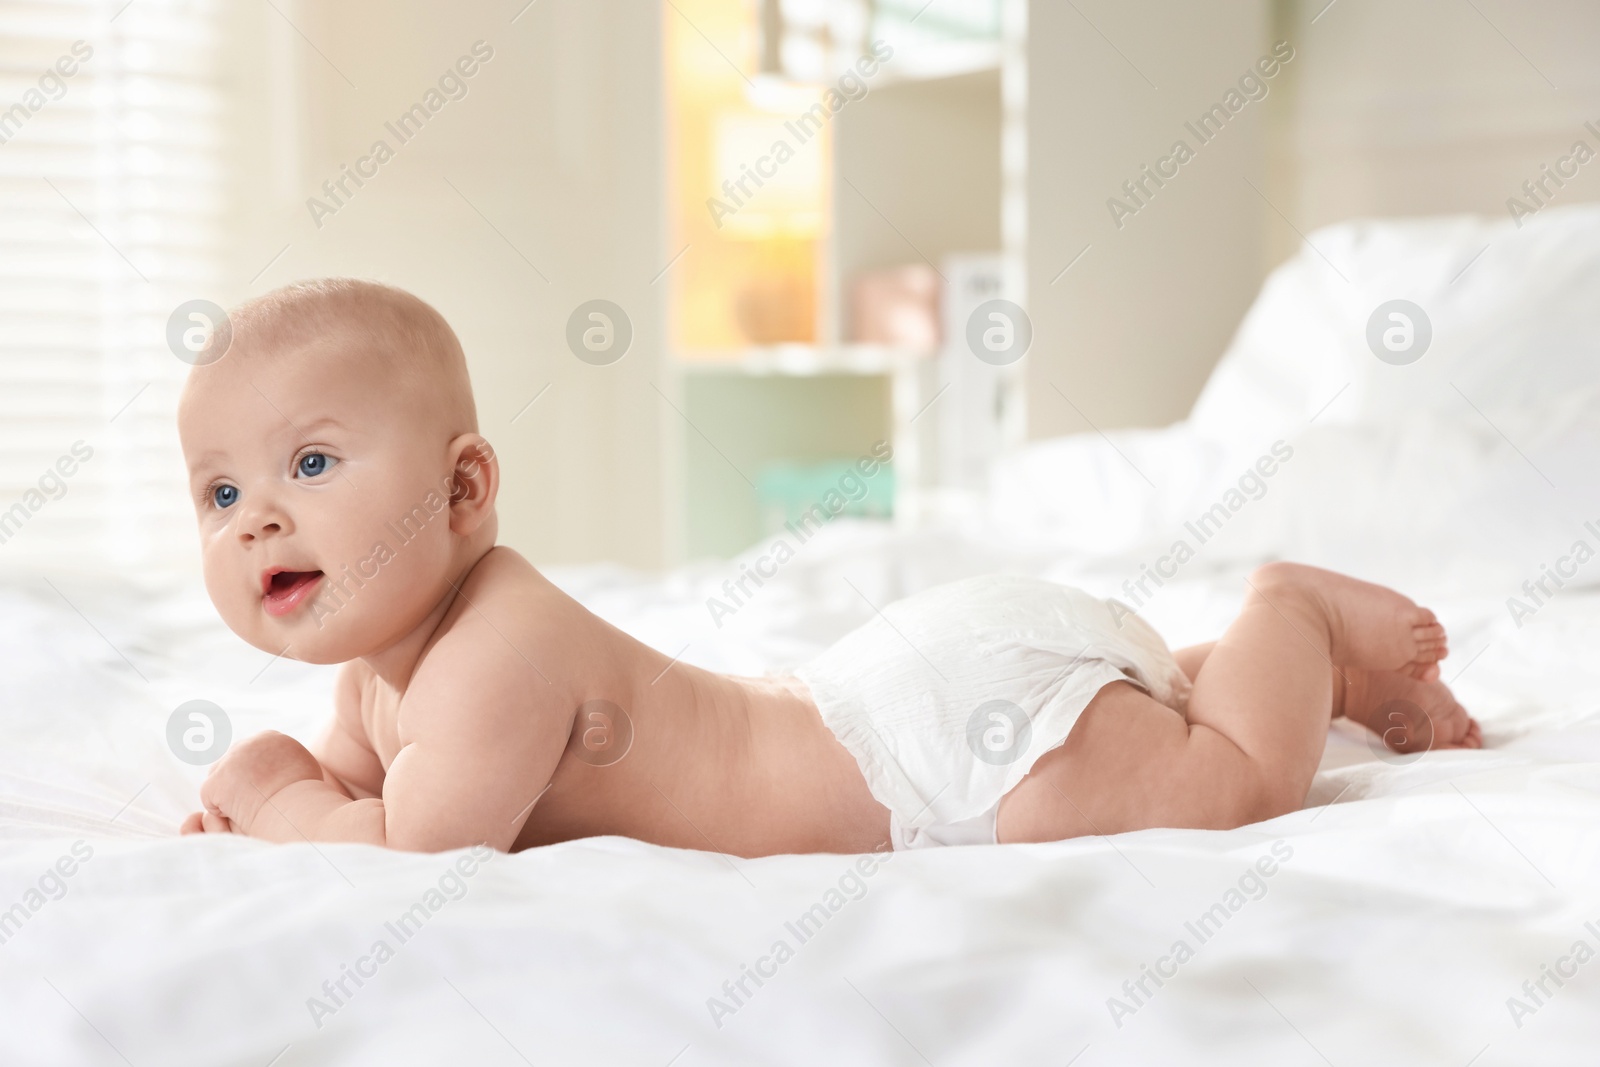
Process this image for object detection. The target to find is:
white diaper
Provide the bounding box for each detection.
[794,574,1191,850]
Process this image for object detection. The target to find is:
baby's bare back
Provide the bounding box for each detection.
[346,548,889,857]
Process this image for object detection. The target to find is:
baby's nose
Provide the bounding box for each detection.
[236,498,292,541]
[241,520,282,541]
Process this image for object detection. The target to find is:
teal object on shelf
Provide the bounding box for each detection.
[756,460,895,535]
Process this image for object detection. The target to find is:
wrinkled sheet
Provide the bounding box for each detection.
[2,527,1598,1064]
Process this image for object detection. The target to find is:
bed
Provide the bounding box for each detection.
[4,204,1600,1065]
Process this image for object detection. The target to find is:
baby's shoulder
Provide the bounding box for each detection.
[450,545,573,629]
[454,544,537,598]
[416,546,589,686]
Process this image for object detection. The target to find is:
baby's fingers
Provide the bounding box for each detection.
[180,811,205,835]
[201,809,234,834]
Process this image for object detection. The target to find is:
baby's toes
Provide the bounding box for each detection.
[1408,610,1448,666]
[1428,693,1480,749]
[1441,710,1483,750]
[1413,621,1448,654]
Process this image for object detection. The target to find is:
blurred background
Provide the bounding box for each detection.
[2,0,1598,576]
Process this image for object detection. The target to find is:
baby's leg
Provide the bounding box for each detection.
[1173,641,1215,684]
[998,563,1448,839]
[1178,635,1481,751]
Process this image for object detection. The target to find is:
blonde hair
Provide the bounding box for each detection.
[224,278,478,434]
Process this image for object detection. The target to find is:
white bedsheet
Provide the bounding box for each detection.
[3,525,1599,1065]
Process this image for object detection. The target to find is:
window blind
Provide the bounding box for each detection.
[0,0,226,570]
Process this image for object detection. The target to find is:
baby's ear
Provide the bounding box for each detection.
[445,434,498,536]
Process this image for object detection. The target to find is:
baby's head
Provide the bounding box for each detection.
[178,279,498,664]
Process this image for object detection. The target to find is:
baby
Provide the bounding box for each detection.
[179,280,1481,855]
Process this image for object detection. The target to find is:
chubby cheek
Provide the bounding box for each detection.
[300,516,458,656]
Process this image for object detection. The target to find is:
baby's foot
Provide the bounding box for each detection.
[1254,563,1448,678]
[1336,666,1482,753]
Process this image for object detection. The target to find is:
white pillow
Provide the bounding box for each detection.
[988,203,1600,595]
[1190,202,1600,441]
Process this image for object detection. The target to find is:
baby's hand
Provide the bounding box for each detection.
[180,731,325,837]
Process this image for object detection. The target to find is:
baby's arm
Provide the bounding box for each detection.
[312,661,386,800]
[243,661,392,842]
[372,633,570,851]
[181,663,382,837]
[188,618,569,851]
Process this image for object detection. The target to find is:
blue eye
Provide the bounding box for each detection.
[213,484,239,509]
[296,453,336,478]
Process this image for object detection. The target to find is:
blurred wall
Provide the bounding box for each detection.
[1281,0,1600,234]
[205,0,1600,567]
[220,0,669,570]
[1025,0,1274,436]
[1026,0,1600,437]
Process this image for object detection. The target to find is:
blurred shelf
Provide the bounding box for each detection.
[673,343,935,376]
[872,41,1002,85]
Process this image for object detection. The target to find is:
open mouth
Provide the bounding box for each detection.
[261,568,325,617]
